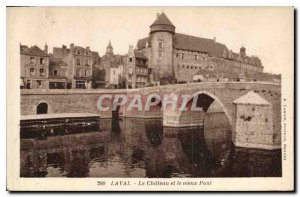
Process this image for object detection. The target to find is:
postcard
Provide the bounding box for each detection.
[7,6,294,191]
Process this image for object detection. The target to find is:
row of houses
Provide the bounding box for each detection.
[20,41,150,89]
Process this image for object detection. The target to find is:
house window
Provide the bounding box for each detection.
[40,68,44,76]
[26,80,31,89]
[30,57,35,64]
[29,68,35,76]
[191,66,194,69]
[37,80,42,88]
[77,50,81,55]
[76,69,80,77]
[84,60,89,65]
[182,65,185,68]
[182,54,184,59]
[75,81,85,89]
[40,58,44,64]
[195,55,198,60]
[129,57,133,63]
[53,69,58,76]
[76,59,80,65]
[158,41,163,49]
[176,53,179,58]
[85,70,88,76]
[158,51,163,58]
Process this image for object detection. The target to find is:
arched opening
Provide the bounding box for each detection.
[36,102,48,114]
[177,91,233,174]
[178,91,232,126]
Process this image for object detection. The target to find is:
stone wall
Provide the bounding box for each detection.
[21,82,281,147]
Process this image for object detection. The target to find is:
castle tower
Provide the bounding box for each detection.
[106,40,114,56]
[149,12,175,83]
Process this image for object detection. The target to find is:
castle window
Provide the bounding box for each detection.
[158,51,163,58]
[158,41,163,49]
[76,58,80,65]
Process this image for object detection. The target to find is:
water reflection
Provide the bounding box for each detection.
[20,113,281,177]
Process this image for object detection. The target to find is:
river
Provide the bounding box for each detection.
[20,112,281,177]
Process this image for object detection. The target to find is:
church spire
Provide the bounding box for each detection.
[106,40,114,56]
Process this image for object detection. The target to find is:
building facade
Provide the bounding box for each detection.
[124,45,149,89]
[53,43,93,89]
[100,41,125,88]
[136,12,264,84]
[20,44,50,89]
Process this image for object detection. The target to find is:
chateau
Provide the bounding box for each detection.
[20,12,280,90]
[136,12,264,84]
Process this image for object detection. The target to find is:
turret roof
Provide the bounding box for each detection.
[151,12,174,27]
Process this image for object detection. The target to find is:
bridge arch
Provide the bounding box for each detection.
[178,90,232,126]
[36,101,49,114]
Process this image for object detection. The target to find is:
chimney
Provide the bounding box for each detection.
[70,43,75,53]
[156,13,160,20]
[44,44,48,54]
[240,46,246,57]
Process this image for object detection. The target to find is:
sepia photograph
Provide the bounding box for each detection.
[6,6,294,191]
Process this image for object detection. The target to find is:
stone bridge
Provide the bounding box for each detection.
[21,81,281,150]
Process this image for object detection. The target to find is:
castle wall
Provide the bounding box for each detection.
[149,32,174,79]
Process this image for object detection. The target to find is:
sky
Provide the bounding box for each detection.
[7,7,294,74]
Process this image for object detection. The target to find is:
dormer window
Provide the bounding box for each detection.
[77,50,81,55]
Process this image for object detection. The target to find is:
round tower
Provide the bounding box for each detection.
[149,12,176,83]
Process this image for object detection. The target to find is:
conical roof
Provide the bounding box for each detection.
[233,90,271,106]
[107,40,113,49]
[151,12,174,27]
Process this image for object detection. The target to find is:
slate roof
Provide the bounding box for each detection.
[20,45,49,57]
[151,12,174,27]
[233,91,270,106]
[49,56,68,66]
[137,33,228,58]
[174,33,228,57]
[137,37,149,50]
[134,51,148,59]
